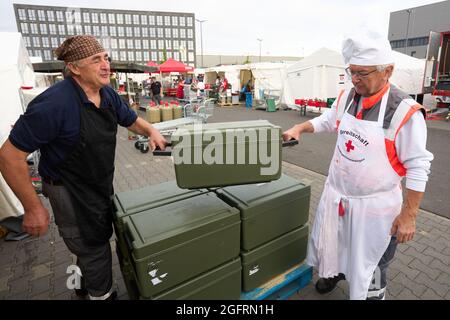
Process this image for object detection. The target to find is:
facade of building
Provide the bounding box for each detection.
[388,0,450,58]
[13,4,196,66]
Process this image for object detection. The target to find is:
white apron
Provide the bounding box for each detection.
[307,90,403,300]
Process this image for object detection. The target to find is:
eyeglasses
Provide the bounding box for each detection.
[345,67,377,79]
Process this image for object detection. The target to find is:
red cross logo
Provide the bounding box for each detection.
[345,140,355,153]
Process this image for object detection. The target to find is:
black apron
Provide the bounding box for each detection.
[58,79,118,245]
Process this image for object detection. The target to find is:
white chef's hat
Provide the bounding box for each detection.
[342,30,394,66]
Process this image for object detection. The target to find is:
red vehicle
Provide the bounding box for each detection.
[423,31,450,110]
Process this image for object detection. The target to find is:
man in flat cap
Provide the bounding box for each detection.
[0,35,166,300]
[283,31,433,299]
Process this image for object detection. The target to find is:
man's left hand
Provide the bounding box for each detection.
[149,128,167,152]
[390,207,416,244]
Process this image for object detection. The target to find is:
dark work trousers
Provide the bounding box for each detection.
[369,236,398,290]
[42,181,113,298]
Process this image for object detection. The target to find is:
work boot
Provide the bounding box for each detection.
[366,287,386,300]
[315,273,346,294]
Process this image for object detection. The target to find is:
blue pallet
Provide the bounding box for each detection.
[240,263,312,300]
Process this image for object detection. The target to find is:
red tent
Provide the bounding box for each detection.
[159,58,193,73]
[145,61,159,73]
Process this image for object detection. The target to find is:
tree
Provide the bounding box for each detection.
[160,48,167,64]
[243,55,251,64]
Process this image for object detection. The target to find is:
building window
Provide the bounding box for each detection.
[20,22,29,34]
[118,27,124,37]
[100,13,107,24]
[67,25,75,35]
[40,24,47,34]
[173,40,179,50]
[187,17,193,27]
[30,23,38,34]
[143,51,149,61]
[32,37,40,47]
[91,12,99,24]
[18,9,27,20]
[37,10,46,21]
[117,14,123,24]
[34,50,42,57]
[101,26,108,36]
[127,39,134,49]
[142,28,148,37]
[82,12,90,23]
[158,40,164,50]
[141,15,147,25]
[149,15,155,25]
[59,37,66,44]
[180,29,186,38]
[119,39,126,49]
[390,39,405,49]
[28,9,36,21]
[135,39,141,49]
[151,51,157,62]
[158,51,163,61]
[120,51,126,61]
[167,51,172,59]
[111,38,118,49]
[125,14,132,24]
[128,51,134,61]
[109,26,116,37]
[58,25,65,35]
[51,37,58,47]
[157,16,163,26]
[101,38,109,50]
[172,16,178,26]
[23,36,31,47]
[165,40,172,50]
[56,11,64,22]
[164,16,171,26]
[112,51,119,61]
[136,51,142,61]
[84,25,91,35]
[49,24,56,35]
[74,11,81,23]
[411,51,416,57]
[133,14,140,25]
[28,49,33,56]
[188,40,194,50]
[150,28,156,37]
[43,50,52,60]
[174,52,179,60]
[179,17,185,26]
[93,26,100,36]
[157,28,163,37]
[143,39,149,49]
[165,28,171,38]
[134,27,140,37]
[172,29,178,38]
[42,37,50,48]
[150,40,157,49]
[408,37,428,47]
[47,11,54,22]
[188,52,194,62]
[108,13,115,24]
[187,29,193,38]
[126,27,133,37]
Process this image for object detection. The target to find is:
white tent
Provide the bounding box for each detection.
[390,51,425,95]
[204,64,250,93]
[0,32,36,220]
[282,48,348,109]
[249,62,291,102]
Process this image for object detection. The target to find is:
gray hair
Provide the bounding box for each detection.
[376,64,394,72]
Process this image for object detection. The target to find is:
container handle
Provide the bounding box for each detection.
[282,139,299,147]
[153,142,172,156]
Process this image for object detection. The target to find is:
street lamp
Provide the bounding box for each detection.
[404,9,413,55]
[196,19,207,68]
[257,38,263,62]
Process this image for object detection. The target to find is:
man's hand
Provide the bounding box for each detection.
[282,121,314,142]
[22,204,50,237]
[390,189,423,244]
[149,127,167,152]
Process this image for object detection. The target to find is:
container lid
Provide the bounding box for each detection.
[217,174,309,211]
[125,193,240,259]
[113,180,208,216]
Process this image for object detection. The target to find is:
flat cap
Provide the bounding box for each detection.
[54,35,105,62]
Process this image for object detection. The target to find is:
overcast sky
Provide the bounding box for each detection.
[0,0,442,57]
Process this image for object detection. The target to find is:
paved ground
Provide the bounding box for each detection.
[0,113,448,300]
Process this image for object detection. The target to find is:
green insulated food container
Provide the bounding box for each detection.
[216,173,310,250]
[122,192,241,298]
[113,181,209,261]
[171,120,282,189]
[241,225,309,292]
